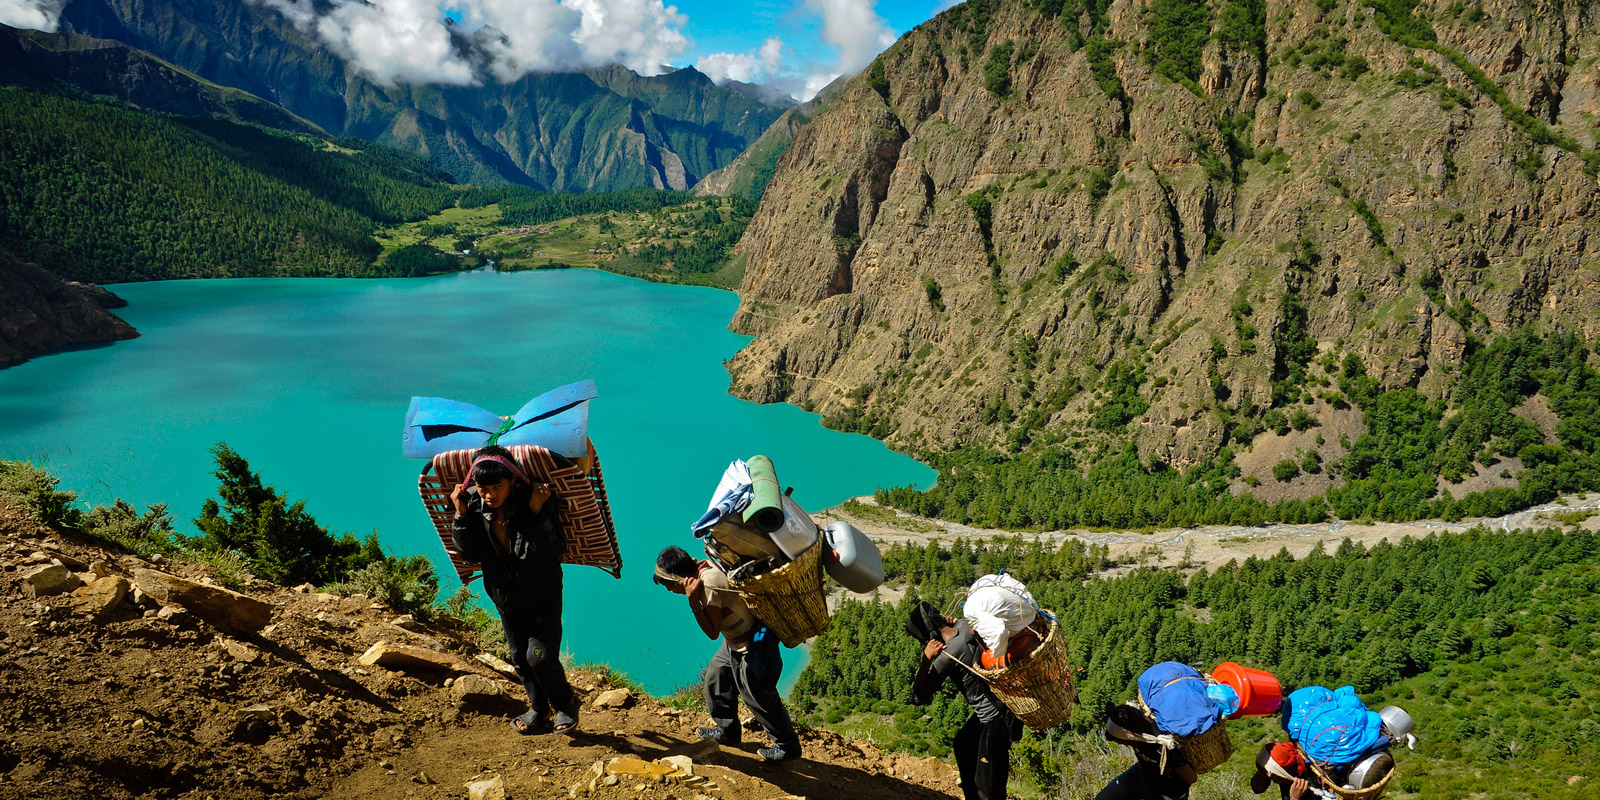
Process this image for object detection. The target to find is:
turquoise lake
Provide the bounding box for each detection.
[0,268,935,693]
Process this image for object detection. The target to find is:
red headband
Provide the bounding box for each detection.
[469,454,530,485]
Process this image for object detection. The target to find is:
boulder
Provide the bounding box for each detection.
[450,673,509,708]
[22,564,78,597]
[71,575,129,617]
[475,652,519,680]
[132,568,272,634]
[465,776,506,800]
[593,688,632,709]
[358,641,471,673]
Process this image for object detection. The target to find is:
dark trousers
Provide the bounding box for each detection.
[1095,762,1192,800]
[953,714,1019,800]
[703,627,798,749]
[498,596,574,717]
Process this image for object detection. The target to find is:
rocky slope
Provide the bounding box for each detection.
[695,76,848,201]
[726,0,1600,468]
[0,500,961,800]
[0,249,136,368]
[51,0,789,190]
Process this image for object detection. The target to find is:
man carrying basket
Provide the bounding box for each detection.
[654,545,802,763]
[906,601,1023,800]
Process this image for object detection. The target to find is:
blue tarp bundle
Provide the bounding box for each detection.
[1283,685,1385,764]
[402,380,597,460]
[1138,662,1220,738]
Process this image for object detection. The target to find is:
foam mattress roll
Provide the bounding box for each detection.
[823,521,884,593]
[743,455,785,532]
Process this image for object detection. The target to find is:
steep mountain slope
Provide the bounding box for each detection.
[0,88,457,282]
[696,75,850,201]
[727,0,1600,486]
[0,23,319,132]
[53,0,789,191]
[0,248,136,368]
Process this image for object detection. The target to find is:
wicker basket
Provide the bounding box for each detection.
[971,619,1076,731]
[1136,690,1236,775]
[1300,747,1395,800]
[1178,722,1235,774]
[730,541,829,647]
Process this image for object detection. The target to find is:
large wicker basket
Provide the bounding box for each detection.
[730,542,829,647]
[972,619,1076,731]
[1300,747,1395,800]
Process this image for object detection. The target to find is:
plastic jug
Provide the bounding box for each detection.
[822,521,884,592]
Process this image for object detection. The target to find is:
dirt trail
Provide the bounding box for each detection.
[816,493,1600,574]
[0,504,959,800]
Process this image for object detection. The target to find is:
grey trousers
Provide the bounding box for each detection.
[702,627,799,749]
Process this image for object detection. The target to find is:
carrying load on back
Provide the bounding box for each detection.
[941,573,1074,731]
[688,455,886,647]
[402,380,620,739]
[1098,660,1269,799]
[1278,686,1415,800]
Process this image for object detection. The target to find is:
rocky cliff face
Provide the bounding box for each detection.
[53,0,789,190]
[728,0,1600,465]
[0,249,137,368]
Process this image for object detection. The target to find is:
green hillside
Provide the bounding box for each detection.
[0,88,457,282]
[797,528,1600,798]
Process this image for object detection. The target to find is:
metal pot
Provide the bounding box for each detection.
[1379,705,1415,739]
[1345,750,1394,789]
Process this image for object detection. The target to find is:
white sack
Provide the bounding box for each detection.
[962,573,1038,653]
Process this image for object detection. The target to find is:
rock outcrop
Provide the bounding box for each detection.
[0,248,137,368]
[727,0,1600,467]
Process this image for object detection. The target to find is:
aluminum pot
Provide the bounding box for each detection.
[1379,705,1415,738]
[1345,750,1394,789]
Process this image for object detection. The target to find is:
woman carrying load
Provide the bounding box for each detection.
[1250,742,1318,799]
[451,445,579,736]
[1097,703,1199,800]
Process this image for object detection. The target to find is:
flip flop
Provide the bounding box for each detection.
[511,710,550,736]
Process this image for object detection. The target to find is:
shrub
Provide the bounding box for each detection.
[1274,459,1302,482]
[327,554,441,620]
[0,460,83,529]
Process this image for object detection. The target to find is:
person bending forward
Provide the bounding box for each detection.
[654,546,801,763]
[906,601,1023,800]
[451,445,578,735]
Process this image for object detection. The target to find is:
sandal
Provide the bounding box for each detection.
[553,702,580,735]
[511,710,550,736]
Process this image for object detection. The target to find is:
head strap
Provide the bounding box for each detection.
[470,454,530,485]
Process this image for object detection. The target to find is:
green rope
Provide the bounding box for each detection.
[486,417,517,446]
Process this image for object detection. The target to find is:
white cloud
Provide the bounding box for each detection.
[806,0,896,76]
[250,0,691,86]
[0,0,63,32]
[698,37,784,85]
[255,0,475,86]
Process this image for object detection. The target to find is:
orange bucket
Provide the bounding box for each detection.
[1212,661,1282,719]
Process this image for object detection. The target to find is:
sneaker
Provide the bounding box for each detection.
[758,744,800,763]
[696,726,737,745]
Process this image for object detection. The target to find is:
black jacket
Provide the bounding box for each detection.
[451,482,566,610]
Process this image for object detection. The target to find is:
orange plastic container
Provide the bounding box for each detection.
[1213,661,1283,719]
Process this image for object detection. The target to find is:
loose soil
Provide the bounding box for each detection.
[0,503,959,800]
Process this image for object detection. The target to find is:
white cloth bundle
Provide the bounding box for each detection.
[962,573,1039,654]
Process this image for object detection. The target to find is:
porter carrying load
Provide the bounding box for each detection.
[407,381,622,581]
[942,574,1075,731]
[1282,686,1414,799]
[1132,661,1238,774]
[691,456,828,646]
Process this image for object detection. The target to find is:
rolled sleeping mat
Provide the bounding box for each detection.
[744,455,786,532]
[823,521,884,593]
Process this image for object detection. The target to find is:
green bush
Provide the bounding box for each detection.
[327,555,441,620]
[0,460,83,530]
[983,41,1016,98]
[1273,459,1302,482]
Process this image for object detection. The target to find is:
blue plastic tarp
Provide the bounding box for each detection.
[1138,662,1220,738]
[402,380,597,460]
[1283,685,1385,765]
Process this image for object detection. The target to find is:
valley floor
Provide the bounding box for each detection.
[817,493,1600,574]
